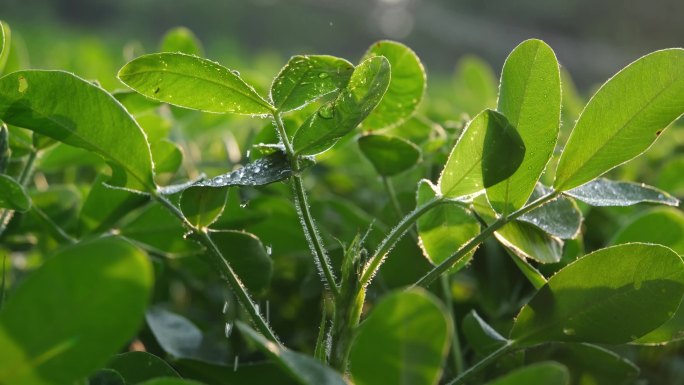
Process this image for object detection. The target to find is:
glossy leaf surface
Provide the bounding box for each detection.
[564,178,679,207]
[519,184,582,239]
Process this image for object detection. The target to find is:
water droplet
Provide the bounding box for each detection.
[562,327,576,336]
[246,150,251,158]
[224,322,233,338]
[233,355,239,372]
[222,301,229,314]
[318,104,334,119]
[266,245,272,255]
[18,76,28,93]
[318,72,329,79]
[240,201,249,208]
[254,303,260,314]
[230,69,241,77]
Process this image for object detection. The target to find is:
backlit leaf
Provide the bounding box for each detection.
[210,230,273,296]
[564,178,679,207]
[0,21,10,75]
[519,184,582,239]
[180,186,228,228]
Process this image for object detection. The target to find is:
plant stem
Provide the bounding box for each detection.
[382,176,403,221]
[152,192,280,344]
[445,341,516,385]
[0,150,38,237]
[272,112,340,298]
[440,274,464,375]
[412,191,560,288]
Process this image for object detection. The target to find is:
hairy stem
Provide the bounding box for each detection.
[445,341,516,385]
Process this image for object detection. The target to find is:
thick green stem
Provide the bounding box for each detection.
[413,191,560,288]
[440,275,464,375]
[272,112,340,298]
[445,341,516,385]
[152,192,280,344]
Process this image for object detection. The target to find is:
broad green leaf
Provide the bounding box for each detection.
[416,180,479,268]
[118,53,273,115]
[362,40,426,129]
[554,49,684,191]
[357,134,421,176]
[138,378,205,385]
[270,55,354,112]
[564,178,679,207]
[0,71,156,192]
[89,369,125,385]
[210,230,273,296]
[176,359,298,385]
[510,243,684,346]
[488,39,560,215]
[160,27,204,56]
[484,362,569,385]
[145,307,206,361]
[452,55,498,116]
[0,237,153,385]
[292,56,391,156]
[657,155,684,196]
[612,208,684,344]
[236,322,349,385]
[0,174,30,212]
[78,175,148,236]
[462,310,508,356]
[0,21,10,75]
[151,139,183,174]
[0,123,8,173]
[349,289,450,385]
[108,351,180,384]
[439,109,525,198]
[180,186,228,228]
[190,151,297,190]
[519,184,582,239]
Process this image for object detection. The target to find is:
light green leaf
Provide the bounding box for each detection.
[160,27,204,56]
[210,230,273,296]
[236,322,349,385]
[0,237,153,385]
[349,289,450,385]
[462,310,508,356]
[439,109,525,198]
[0,70,156,192]
[151,139,183,174]
[488,39,560,215]
[118,53,273,115]
[361,40,426,129]
[78,175,148,236]
[657,154,684,196]
[484,362,569,385]
[292,56,391,156]
[519,184,582,239]
[108,351,180,384]
[510,243,684,346]
[270,55,354,112]
[452,55,498,116]
[416,180,479,268]
[496,221,563,264]
[564,178,679,207]
[554,49,684,191]
[0,174,30,212]
[180,186,228,228]
[357,134,421,176]
[0,21,10,75]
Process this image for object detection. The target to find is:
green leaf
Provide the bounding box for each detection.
[554,49,684,191]
[484,362,569,385]
[89,369,125,385]
[145,307,206,361]
[236,322,349,385]
[488,39,560,215]
[188,151,296,190]
[270,55,354,112]
[349,289,450,385]
[0,21,10,75]
[357,134,421,176]
[210,230,273,296]
[0,70,156,192]
[78,175,148,236]
[564,178,679,207]
[160,27,204,56]
[138,378,206,385]
[0,237,153,385]
[462,310,508,356]
[108,351,180,384]
[416,180,479,268]
[292,56,391,156]
[510,243,684,346]
[151,139,183,174]
[452,55,498,116]
[0,123,8,174]
[657,154,684,196]
[0,174,30,212]
[180,186,228,228]
[176,359,298,385]
[439,109,525,198]
[519,184,582,239]
[361,40,426,129]
[118,53,273,115]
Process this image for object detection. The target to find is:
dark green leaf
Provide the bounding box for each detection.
[118,53,273,115]
[160,27,204,56]
[0,237,153,385]
[510,243,684,346]
[439,109,525,198]
[145,306,212,362]
[0,174,30,212]
[292,56,391,156]
[236,322,349,385]
[108,351,179,384]
[554,49,684,191]
[357,134,421,176]
[210,230,273,296]
[0,70,156,192]
[564,178,679,207]
[657,155,684,196]
[488,39,560,215]
[78,175,148,236]
[349,289,450,385]
[484,362,569,385]
[89,369,125,385]
[180,186,228,228]
[519,184,582,239]
[271,55,353,112]
[192,151,295,189]
[361,40,426,129]
[462,310,508,356]
[137,378,206,385]
[176,359,298,385]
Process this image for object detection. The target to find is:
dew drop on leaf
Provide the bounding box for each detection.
[224,321,233,338]
[562,327,576,336]
[18,76,28,93]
